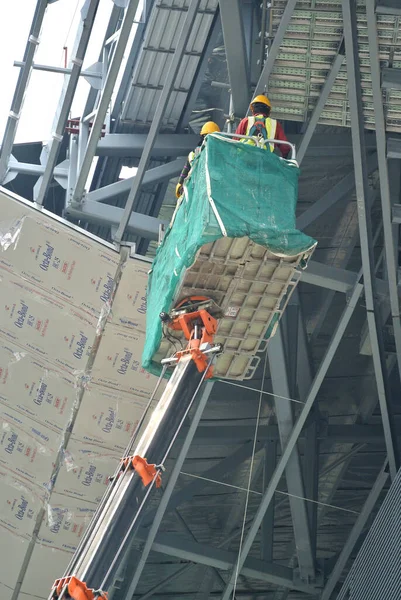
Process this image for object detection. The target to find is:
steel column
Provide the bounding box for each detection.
[342,0,399,480]
[67,135,79,206]
[121,383,214,600]
[72,0,141,203]
[261,442,277,563]
[219,0,250,117]
[35,0,100,205]
[220,282,363,600]
[114,0,201,243]
[0,0,48,182]
[321,461,389,600]
[366,2,401,372]
[268,327,316,581]
[303,417,318,560]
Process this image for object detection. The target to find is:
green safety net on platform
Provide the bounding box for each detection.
[142,134,316,376]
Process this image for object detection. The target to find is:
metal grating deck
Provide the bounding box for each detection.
[121,0,219,130]
[268,0,401,132]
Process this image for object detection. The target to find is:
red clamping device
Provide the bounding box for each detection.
[121,455,162,488]
[168,297,217,378]
[52,576,107,600]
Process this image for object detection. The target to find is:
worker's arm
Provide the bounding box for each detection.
[178,158,191,186]
[274,121,290,158]
[234,118,248,138]
[176,158,191,197]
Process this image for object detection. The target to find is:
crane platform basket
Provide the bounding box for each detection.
[142,133,317,381]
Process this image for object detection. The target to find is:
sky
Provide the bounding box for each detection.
[0,0,115,144]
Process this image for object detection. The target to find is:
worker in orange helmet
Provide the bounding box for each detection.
[235,95,290,158]
[175,121,221,199]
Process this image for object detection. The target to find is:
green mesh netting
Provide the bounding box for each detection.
[142,134,316,375]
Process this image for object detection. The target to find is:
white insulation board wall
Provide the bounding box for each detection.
[0,188,159,599]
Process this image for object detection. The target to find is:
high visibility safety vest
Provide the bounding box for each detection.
[243,115,277,151]
[188,145,202,166]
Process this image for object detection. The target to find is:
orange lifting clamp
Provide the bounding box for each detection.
[121,455,162,488]
[168,298,217,378]
[53,576,107,600]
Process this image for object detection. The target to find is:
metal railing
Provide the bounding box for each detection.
[212,131,297,161]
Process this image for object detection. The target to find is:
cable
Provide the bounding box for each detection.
[59,0,81,66]
[179,472,360,516]
[219,379,306,405]
[231,349,268,599]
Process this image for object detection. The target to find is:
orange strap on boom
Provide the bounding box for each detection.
[121,455,162,488]
[169,303,217,378]
[53,576,108,600]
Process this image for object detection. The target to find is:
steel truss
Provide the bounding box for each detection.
[1,1,401,600]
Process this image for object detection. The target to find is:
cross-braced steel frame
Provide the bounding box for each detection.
[1,1,401,599]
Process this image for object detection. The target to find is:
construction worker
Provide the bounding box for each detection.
[175,121,221,198]
[235,95,290,158]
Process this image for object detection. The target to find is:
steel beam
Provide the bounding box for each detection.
[72,0,141,202]
[114,0,201,243]
[13,60,102,81]
[122,383,214,600]
[297,42,345,164]
[65,201,167,241]
[376,0,401,15]
[142,533,317,595]
[94,132,376,158]
[366,2,401,376]
[302,261,358,293]
[87,159,185,203]
[381,67,401,91]
[133,461,265,600]
[386,136,401,159]
[219,0,250,116]
[268,327,316,581]
[35,0,100,205]
[141,439,264,528]
[321,461,389,600]
[7,161,68,179]
[254,0,297,95]
[0,0,48,182]
[296,153,378,230]
[220,282,363,600]
[97,134,200,158]
[342,0,399,480]
[178,11,221,130]
[392,203,401,225]
[178,422,401,444]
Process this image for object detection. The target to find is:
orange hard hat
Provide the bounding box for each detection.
[200,121,221,136]
[251,94,272,108]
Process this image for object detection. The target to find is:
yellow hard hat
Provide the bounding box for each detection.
[251,94,272,108]
[200,121,221,136]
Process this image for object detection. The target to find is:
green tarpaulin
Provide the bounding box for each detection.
[142,134,316,376]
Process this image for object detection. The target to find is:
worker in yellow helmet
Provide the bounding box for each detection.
[175,121,221,199]
[235,95,290,158]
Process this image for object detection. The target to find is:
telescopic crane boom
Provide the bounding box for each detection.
[50,299,221,600]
